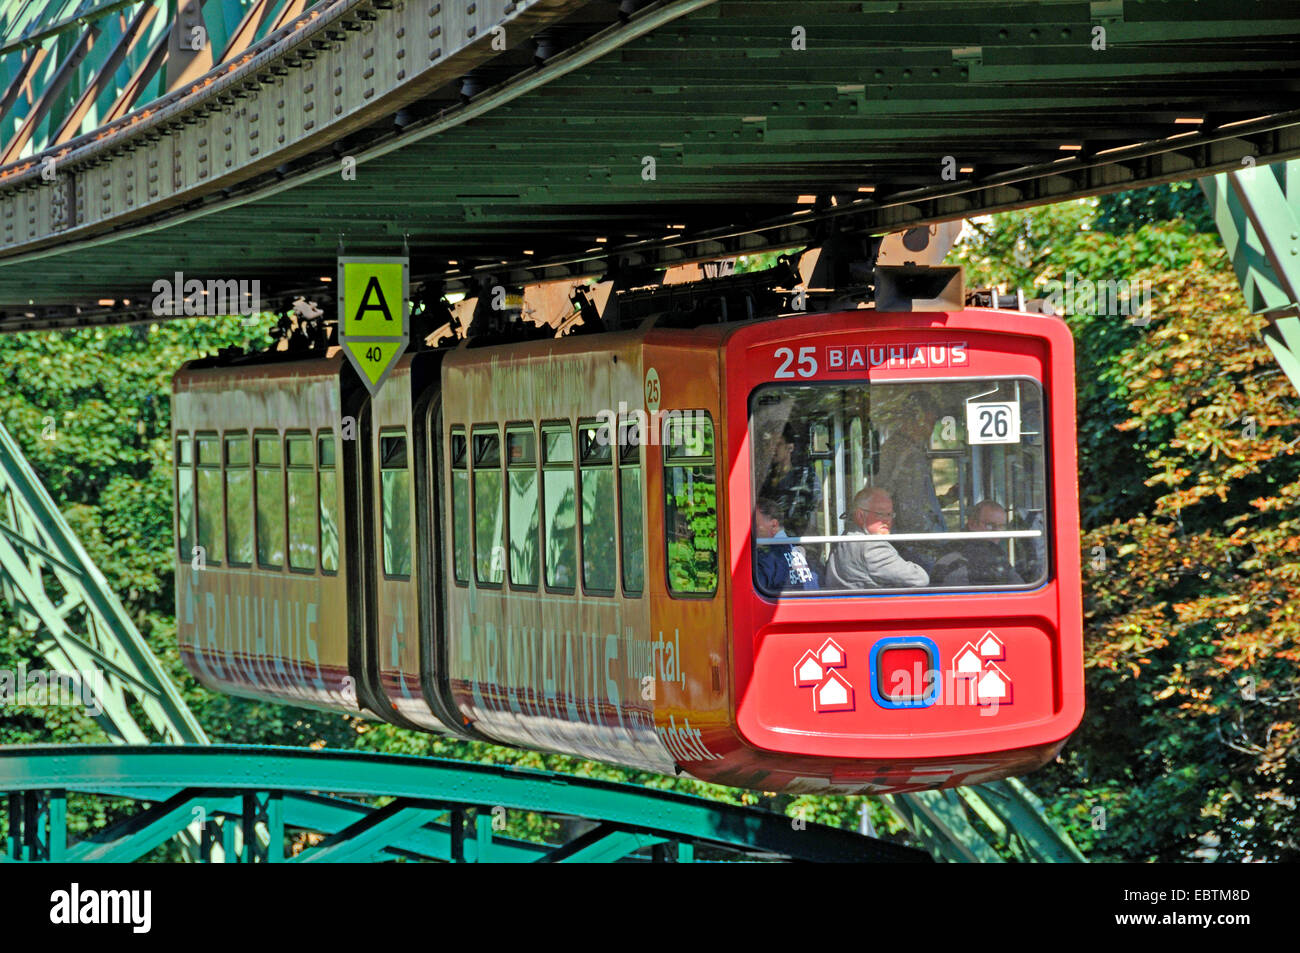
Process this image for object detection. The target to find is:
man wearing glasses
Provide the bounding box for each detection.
[825,487,930,589]
[931,499,1025,587]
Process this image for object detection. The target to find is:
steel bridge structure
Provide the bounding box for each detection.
[1,0,1298,862]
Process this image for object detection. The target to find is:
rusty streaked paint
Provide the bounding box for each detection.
[173,351,358,714]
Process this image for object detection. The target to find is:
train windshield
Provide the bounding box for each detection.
[749,378,1048,596]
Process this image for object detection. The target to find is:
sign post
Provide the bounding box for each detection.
[338,256,409,393]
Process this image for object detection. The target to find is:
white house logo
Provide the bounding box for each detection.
[951,630,1013,704]
[826,341,968,373]
[793,638,855,712]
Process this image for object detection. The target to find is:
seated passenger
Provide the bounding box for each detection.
[753,497,819,592]
[931,499,1025,587]
[824,487,929,589]
[758,423,820,536]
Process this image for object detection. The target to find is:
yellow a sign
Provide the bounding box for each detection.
[338,257,408,393]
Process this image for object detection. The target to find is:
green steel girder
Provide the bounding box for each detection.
[0,745,933,863]
[0,2,144,56]
[64,786,556,862]
[0,420,207,745]
[882,779,1085,864]
[1201,158,1300,393]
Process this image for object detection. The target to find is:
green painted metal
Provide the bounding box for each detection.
[67,791,207,862]
[976,780,1087,864]
[0,745,933,862]
[544,825,668,864]
[883,778,1086,864]
[0,419,207,746]
[0,1,143,55]
[1201,159,1300,392]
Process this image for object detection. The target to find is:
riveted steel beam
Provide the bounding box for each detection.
[0,0,630,255]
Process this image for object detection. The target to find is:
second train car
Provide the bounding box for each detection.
[173,306,1083,794]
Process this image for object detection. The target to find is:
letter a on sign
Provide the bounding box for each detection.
[339,256,409,393]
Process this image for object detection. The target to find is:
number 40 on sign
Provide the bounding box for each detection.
[338,256,409,394]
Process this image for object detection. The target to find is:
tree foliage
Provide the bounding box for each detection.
[959,184,1300,861]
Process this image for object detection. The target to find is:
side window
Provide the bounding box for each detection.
[541,423,576,591]
[472,428,504,585]
[380,431,412,577]
[286,433,317,572]
[318,431,339,574]
[195,434,223,565]
[618,422,644,596]
[506,427,539,589]
[578,418,616,594]
[176,435,193,560]
[450,429,470,585]
[663,412,718,596]
[225,433,252,566]
[255,433,284,569]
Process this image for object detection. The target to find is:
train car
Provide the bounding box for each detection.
[173,306,1083,794]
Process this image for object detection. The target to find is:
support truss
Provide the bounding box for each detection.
[1201,158,1300,392]
[0,419,206,744]
[0,746,932,863]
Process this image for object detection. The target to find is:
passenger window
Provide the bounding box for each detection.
[318,432,338,574]
[255,433,284,568]
[506,427,539,589]
[751,379,1049,595]
[380,431,412,577]
[541,424,576,591]
[176,435,194,560]
[579,419,616,594]
[286,433,316,572]
[663,412,718,596]
[473,429,504,585]
[225,433,252,566]
[194,434,223,565]
[450,429,470,585]
[618,423,644,596]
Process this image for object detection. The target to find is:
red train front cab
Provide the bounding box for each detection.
[727,309,1083,792]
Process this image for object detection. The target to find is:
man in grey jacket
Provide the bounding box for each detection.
[825,487,930,589]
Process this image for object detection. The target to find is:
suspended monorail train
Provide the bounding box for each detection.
[173,306,1083,794]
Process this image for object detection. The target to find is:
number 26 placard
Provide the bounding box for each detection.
[966,402,1021,445]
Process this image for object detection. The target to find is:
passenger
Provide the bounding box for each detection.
[931,499,1025,587]
[825,487,929,589]
[758,422,820,536]
[875,393,948,542]
[753,497,819,592]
